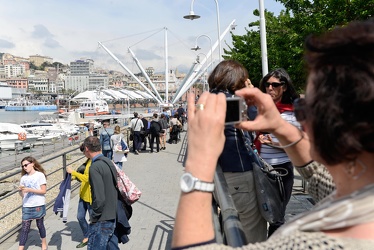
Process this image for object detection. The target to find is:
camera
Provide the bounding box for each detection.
[225,97,248,125]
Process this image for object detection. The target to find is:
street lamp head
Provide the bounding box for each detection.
[191,46,201,51]
[183,11,200,20]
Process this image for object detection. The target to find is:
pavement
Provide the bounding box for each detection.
[0,131,314,250]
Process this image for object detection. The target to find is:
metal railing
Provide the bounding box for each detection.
[212,165,247,247]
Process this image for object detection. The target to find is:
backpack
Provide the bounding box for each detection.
[150,121,162,135]
[97,156,141,211]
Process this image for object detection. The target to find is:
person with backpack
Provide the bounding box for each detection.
[82,136,119,250]
[149,113,162,153]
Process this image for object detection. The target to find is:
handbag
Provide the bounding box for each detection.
[129,134,134,141]
[115,136,129,153]
[241,130,288,224]
[115,164,142,205]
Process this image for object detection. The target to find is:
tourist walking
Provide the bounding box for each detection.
[83,136,119,250]
[18,156,47,250]
[159,113,168,150]
[130,112,144,155]
[66,143,92,248]
[111,125,128,169]
[149,113,162,153]
[100,121,114,160]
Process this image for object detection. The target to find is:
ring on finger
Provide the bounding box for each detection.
[195,103,205,111]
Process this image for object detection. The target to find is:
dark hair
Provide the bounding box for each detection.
[133,112,138,118]
[208,60,249,94]
[21,156,47,178]
[83,136,101,153]
[304,18,374,165]
[259,68,299,104]
[79,143,85,152]
[153,113,158,118]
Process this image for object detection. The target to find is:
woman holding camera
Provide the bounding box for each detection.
[172,19,374,249]
[208,59,267,243]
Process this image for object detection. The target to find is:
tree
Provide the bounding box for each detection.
[224,0,373,92]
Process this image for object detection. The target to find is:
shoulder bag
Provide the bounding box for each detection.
[114,136,130,153]
[241,130,288,224]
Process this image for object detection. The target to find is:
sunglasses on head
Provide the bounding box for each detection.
[265,81,284,88]
[294,98,307,122]
[22,162,32,168]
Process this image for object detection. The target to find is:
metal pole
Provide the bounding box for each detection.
[259,0,269,76]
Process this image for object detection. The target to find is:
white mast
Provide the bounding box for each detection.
[128,47,163,103]
[164,27,169,103]
[98,42,162,104]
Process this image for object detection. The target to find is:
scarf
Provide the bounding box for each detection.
[275,102,293,113]
[274,184,374,237]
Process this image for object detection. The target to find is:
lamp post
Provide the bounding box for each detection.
[191,34,214,73]
[195,53,209,91]
[184,0,222,61]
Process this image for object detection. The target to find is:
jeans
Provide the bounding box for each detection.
[102,149,113,160]
[88,220,118,250]
[268,161,295,237]
[133,131,142,151]
[150,134,160,152]
[77,198,92,238]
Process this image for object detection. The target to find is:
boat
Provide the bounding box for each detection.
[0,123,41,150]
[20,112,80,139]
[76,99,110,115]
[0,100,7,109]
[5,99,57,111]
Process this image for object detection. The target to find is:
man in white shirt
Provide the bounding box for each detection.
[130,112,143,155]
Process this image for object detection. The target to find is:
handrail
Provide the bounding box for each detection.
[213,165,247,247]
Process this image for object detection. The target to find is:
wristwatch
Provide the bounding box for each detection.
[180,172,215,193]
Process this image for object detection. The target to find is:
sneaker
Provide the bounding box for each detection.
[135,150,139,155]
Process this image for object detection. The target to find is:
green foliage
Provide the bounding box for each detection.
[224,0,373,93]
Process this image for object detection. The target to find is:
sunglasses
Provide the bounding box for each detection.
[265,81,284,88]
[294,98,307,122]
[22,162,32,168]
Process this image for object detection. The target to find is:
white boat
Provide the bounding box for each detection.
[20,112,80,138]
[0,123,41,150]
[76,99,110,114]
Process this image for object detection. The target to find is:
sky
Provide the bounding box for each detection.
[0,0,284,74]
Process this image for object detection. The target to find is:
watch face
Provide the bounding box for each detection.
[180,173,194,192]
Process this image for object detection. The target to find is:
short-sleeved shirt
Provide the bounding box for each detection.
[20,171,47,207]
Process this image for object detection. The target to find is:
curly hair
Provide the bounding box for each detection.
[259,68,299,104]
[208,60,249,94]
[304,18,374,165]
[21,156,47,178]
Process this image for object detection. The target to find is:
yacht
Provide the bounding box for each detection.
[20,112,80,139]
[0,123,41,150]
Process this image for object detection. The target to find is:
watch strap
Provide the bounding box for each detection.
[195,180,215,192]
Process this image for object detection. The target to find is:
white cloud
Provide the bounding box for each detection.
[0,0,284,73]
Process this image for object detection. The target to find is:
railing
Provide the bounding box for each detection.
[212,165,247,246]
